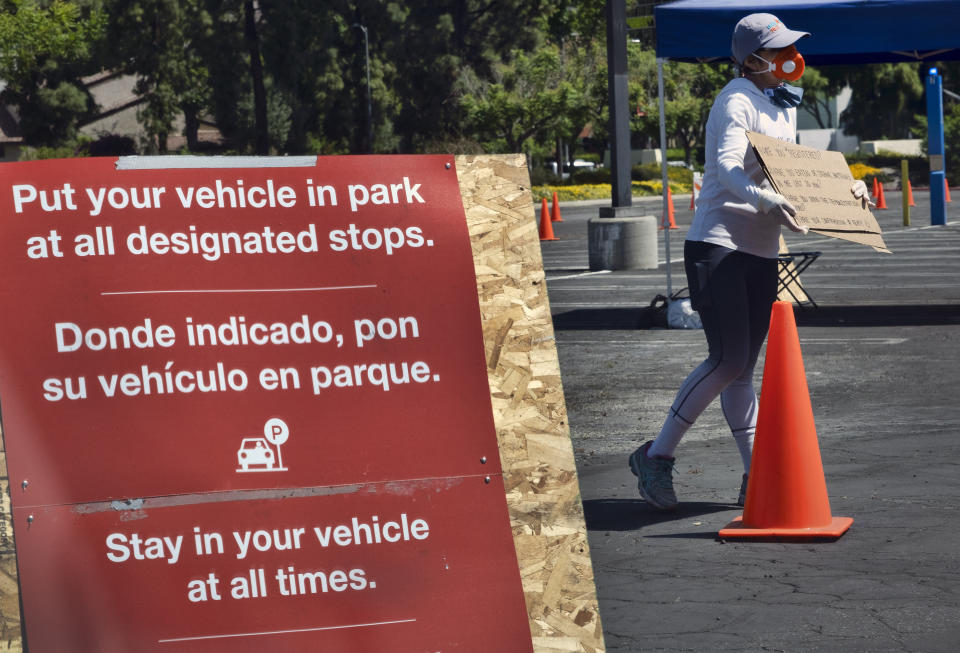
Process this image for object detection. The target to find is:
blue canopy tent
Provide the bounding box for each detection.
[655,0,960,65]
[651,0,960,295]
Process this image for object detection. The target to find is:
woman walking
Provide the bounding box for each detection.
[629,13,868,509]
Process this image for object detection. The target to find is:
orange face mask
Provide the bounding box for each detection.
[752,46,805,81]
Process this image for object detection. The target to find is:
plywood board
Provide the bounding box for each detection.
[0,154,605,652]
[457,154,605,652]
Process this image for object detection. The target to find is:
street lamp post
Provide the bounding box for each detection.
[352,23,373,153]
[586,0,658,272]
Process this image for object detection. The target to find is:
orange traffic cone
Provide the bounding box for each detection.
[538,198,557,241]
[875,182,887,210]
[719,302,853,540]
[871,176,880,198]
[551,191,563,222]
[660,187,677,230]
[946,178,952,203]
[906,180,916,206]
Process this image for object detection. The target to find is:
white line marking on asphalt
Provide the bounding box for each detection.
[547,285,666,290]
[546,270,612,281]
[557,337,908,346]
[558,340,704,347]
[783,222,958,247]
[797,272,958,277]
[800,282,960,292]
[549,303,653,307]
[800,337,908,345]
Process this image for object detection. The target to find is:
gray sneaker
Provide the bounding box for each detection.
[737,473,749,506]
[628,441,678,510]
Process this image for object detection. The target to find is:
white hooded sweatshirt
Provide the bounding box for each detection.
[686,77,797,259]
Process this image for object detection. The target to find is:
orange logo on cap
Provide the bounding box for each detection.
[765,19,781,33]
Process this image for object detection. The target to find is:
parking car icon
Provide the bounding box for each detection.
[235,419,290,473]
[237,438,275,471]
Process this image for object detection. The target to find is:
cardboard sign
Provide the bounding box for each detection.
[747,131,890,252]
[0,155,532,651]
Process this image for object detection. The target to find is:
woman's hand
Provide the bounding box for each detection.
[851,180,875,208]
[757,189,809,234]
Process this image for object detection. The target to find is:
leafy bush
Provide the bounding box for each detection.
[87,135,137,157]
[845,151,934,186]
[847,162,891,185]
[631,163,696,185]
[571,167,610,184]
[529,166,566,186]
[20,135,93,160]
[532,179,690,202]
[847,163,881,180]
[533,184,612,201]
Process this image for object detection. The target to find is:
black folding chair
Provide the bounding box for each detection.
[777,251,821,309]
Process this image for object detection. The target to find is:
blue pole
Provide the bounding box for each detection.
[926,68,946,225]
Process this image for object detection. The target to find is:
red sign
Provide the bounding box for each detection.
[15,480,530,651]
[0,156,532,651]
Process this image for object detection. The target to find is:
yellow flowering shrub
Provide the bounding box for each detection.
[848,163,882,180]
[533,180,690,202]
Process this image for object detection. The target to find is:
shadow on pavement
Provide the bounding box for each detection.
[553,307,663,330]
[553,303,960,330]
[793,303,960,326]
[583,498,736,531]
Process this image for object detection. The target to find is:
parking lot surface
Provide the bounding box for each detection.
[542,190,960,652]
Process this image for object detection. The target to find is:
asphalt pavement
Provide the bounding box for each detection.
[541,189,960,652]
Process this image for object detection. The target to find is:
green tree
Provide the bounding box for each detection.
[0,0,618,157]
[383,1,574,153]
[797,66,848,129]
[918,61,960,182]
[103,0,213,152]
[256,1,395,154]
[839,63,924,140]
[193,0,296,154]
[0,0,107,146]
[458,45,593,154]
[630,49,729,166]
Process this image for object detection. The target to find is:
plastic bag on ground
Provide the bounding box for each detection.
[667,298,702,329]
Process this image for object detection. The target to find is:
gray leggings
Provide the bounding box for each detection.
[669,240,778,433]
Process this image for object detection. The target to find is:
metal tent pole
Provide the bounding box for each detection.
[657,58,673,299]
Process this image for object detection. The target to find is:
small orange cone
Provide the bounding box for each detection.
[719,302,853,540]
[875,182,887,209]
[551,191,563,222]
[538,197,557,241]
[871,176,880,198]
[660,187,677,230]
[907,180,916,206]
[946,178,952,203]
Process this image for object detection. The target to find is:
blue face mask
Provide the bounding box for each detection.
[764,84,803,108]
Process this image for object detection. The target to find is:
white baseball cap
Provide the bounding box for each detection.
[731,13,810,65]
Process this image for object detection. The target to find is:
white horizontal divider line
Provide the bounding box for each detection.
[158,618,417,643]
[101,284,377,296]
